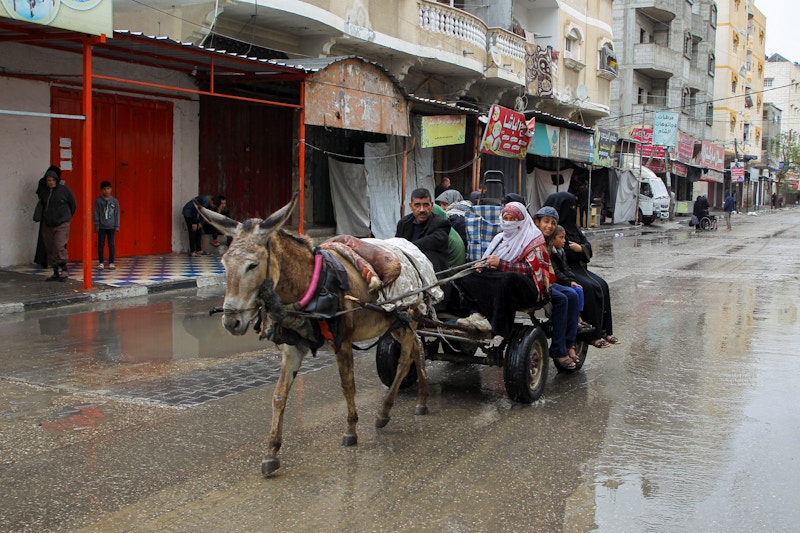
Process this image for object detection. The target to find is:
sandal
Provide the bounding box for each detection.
[554,355,577,369]
[568,346,580,363]
[592,338,610,349]
[604,335,621,345]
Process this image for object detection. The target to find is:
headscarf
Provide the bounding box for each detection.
[446,199,473,218]
[484,201,544,262]
[469,190,481,203]
[544,191,581,242]
[435,189,463,206]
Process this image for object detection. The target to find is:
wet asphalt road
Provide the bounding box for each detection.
[1,211,799,532]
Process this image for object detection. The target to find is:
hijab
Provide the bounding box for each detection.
[483,201,544,262]
[435,189,464,206]
[544,191,582,242]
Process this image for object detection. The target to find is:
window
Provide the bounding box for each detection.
[599,42,617,75]
[733,33,739,51]
[682,87,699,116]
[765,78,773,87]
[731,74,738,93]
[640,28,647,44]
[684,32,693,58]
[708,53,716,76]
[730,113,737,134]
[706,103,714,125]
[638,87,645,104]
[710,4,717,28]
[565,26,583,60]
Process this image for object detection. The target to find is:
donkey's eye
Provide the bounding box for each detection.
[246,262,258,272]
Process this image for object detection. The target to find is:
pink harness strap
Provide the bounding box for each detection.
[299,254,323,307]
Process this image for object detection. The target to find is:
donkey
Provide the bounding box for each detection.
[197,194,432,476]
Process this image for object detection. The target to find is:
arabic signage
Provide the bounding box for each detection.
[480,105,533,159]
[675,132,695,162]
[631,128,667,158]
[695,140,725,172]
[420,115,466,148]
[528,122,561,157]
[0,0,112,36]
[564,129,594,164]
[594,128,618,167]
[653,111,680,147]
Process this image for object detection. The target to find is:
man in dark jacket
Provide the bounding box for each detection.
[395,188,451,272]
[37,169,76,281]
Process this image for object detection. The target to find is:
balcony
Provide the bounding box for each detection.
[632,43,678,78]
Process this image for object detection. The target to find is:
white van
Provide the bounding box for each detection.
[616,155,671,225]
[637,167,671,224]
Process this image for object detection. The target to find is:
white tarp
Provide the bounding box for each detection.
[327,124,434,239]
[613,169,639,224]
[328,157,371,237]
[525,167,574,212]
[363,237,443,315]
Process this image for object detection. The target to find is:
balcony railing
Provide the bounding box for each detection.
[418,2,486,50]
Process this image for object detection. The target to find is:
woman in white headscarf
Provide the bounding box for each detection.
[454,202,563,357]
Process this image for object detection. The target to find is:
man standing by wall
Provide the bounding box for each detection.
[37,169,76,281]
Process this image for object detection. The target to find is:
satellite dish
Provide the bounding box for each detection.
[576,84,589,100]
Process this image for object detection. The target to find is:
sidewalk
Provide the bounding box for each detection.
[0,254,225,316]
[0,217,693,316]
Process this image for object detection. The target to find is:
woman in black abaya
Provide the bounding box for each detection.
[544,191,619,348]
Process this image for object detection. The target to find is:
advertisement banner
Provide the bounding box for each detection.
[594,128,618,167]
[653,111,680,147]
[695,141,725,172]
[480,105,533,159]
[0,0,112,36]
[565,129,594,164]
[420,115,467,148]
[528,122,561,157]
[675,132,695,162]
[631,128,667,158]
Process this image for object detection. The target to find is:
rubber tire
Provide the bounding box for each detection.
[503,325,549,403]
[554,337,588,373]
[375,333,417,389]
[642,215,654,226]
[699,217,712,231]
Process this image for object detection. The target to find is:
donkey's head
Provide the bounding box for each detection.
[197,194,298,335]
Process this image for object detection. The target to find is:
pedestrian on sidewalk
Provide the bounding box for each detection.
[94,181,120,270]
[37,168,76,281]
[182,194,218,256]
[723,190,735,231]
[33,165,60,268]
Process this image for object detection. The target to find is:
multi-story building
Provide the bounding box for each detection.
[713,0,766,209]
[0,1,619,268]
[604,0,718,204]
[764,53,800,202]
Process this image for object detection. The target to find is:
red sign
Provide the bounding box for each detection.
[695,141,725,172]
[731,163,745,181]
[631,128,667,158]
[480,105,533,159]
[676,132,695,162]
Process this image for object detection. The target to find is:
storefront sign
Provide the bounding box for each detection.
[594,128,618,167]
[528,122,561,157]
[675,132,695,163]
[0,0,112,36]
[731,162,745,182]
[564,129,594,164]
[420,115,466,148]
[631,128,667,159]
[653,111,679,147]
[695,141,725,172]
[480,105,533,159]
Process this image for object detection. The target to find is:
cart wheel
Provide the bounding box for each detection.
[375,333,417,389]
[555,337,588,373]
[503,325,549,403]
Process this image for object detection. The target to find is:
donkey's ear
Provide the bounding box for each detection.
[196,200,240,236]
[260,193,298,232]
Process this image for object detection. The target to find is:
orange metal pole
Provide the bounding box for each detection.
[298,80,306,234]
[82,38,94,290]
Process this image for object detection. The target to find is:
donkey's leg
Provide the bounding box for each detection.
[411,331,429,416]
[334,340,359,446]
[376,327,416,428]
[263,344,305,477]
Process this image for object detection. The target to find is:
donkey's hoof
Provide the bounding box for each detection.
[375,416,390,428]
[342,433,358,446]
[414,405,429,416]
[262,457,280,477]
